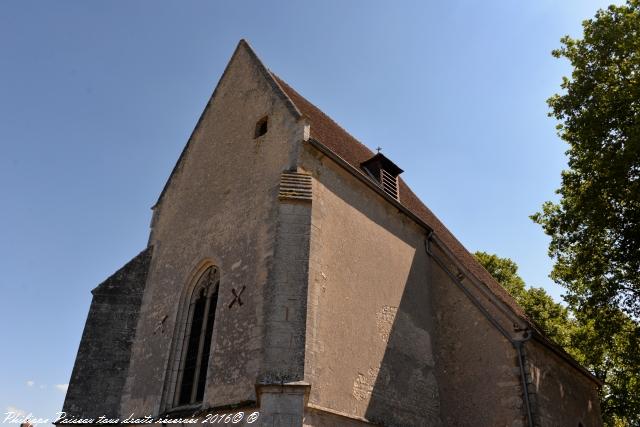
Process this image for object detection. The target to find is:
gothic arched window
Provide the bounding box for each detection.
[174,266,219,406]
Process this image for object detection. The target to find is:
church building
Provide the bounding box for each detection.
[62,40,603,426]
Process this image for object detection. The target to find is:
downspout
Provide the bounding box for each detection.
[515,339,534,427]
[425,233,534,427]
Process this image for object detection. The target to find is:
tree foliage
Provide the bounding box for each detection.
[527,2,640,424]
[531,0,640,321]
[474,251,574,347]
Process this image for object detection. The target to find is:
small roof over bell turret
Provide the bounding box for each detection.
[360,152,404,177]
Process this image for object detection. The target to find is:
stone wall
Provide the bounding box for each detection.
[62,247,152,419]
[301,145,442,426]
[526,338,602,427]
[299,140,549,426]
[428,241,527,426]
[261,191,312,384]
[303,407,373,426]
[119,42,306,417]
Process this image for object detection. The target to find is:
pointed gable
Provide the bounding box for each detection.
[155,40,529,321]
[153,39,302,209]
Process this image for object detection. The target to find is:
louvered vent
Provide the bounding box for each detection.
[380,168,399,199]
[279,172,312,201]
[360,153,404,201]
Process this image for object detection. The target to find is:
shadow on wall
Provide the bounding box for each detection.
[306,150,442,426]
[362,252,441,426]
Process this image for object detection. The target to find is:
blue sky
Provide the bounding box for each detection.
[0,0,621,421]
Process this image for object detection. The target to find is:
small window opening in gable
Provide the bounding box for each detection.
[360,152,404,201]
[254,116,268,138]
[174,266,219,407]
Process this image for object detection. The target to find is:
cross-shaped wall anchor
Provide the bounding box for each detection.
[228,285,246,309]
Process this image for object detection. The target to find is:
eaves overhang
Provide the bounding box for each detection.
[306,138,432,235]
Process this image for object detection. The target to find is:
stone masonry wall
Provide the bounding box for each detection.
[525,338,602,427]
[428,242,527,427]
[261,195,312,384]
[119,42,307,417]
[62,247,152,419]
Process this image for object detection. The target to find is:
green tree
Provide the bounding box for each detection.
[570,311,640,427]
[474,251,574,347]
[473,251,526,299]
[529,2,640,424]
[531,0,640,322]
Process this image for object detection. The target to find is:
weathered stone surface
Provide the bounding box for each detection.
[119,39,308,417]
[526,339,603,427]
[301,146,442,426]
[62,247,152,419]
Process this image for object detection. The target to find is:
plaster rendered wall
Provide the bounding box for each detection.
[300,143,535,426]
[301,146,441,426]
[526,339,602,427]
[119,45,305,417]
[428,242,527,426]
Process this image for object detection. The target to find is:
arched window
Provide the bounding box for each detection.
[174,266,219,406]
